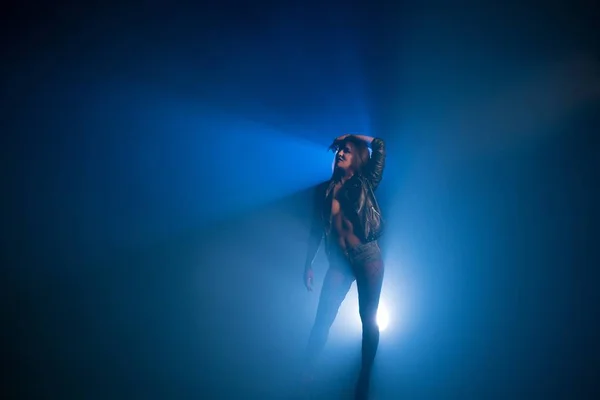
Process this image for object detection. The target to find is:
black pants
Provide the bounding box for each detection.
[305,240,384,398]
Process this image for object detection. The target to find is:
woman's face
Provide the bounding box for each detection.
[335,141,355,171]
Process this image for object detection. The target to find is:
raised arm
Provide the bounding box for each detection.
[364,137,386,190]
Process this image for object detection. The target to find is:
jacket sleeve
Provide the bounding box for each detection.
[364,138,386,190]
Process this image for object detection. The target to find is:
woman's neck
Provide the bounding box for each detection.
[333,169,354,184]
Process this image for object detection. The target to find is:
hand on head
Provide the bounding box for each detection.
[328,134,350,152]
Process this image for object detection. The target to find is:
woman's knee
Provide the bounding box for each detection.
[359,307,378,327]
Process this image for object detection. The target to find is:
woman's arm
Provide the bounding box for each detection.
[364,137,386,190]
[348,134,375,145]
[304,183,325,270]
[303,183,326,292]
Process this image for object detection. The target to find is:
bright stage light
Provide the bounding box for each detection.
[376,301,390,331]
[333,287,398,338]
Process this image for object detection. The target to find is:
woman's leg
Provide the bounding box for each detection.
[304,265,354,373]
[353,248,385,399]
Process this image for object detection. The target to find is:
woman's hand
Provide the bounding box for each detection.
[331,134,375,148]
[303,267,314,292]
[329,134,350,152]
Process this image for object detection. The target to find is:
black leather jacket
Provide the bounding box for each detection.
[306,138,386,263]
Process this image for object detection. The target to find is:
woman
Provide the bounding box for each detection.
[303,134,386,399]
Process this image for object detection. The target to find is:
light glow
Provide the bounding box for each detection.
[376,301,390,331]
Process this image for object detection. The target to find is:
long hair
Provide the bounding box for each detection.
[329,135,371,177]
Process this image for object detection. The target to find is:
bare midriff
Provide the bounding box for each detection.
[330,183,362,252]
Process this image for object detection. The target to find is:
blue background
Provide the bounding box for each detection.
[2,1,599,398]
